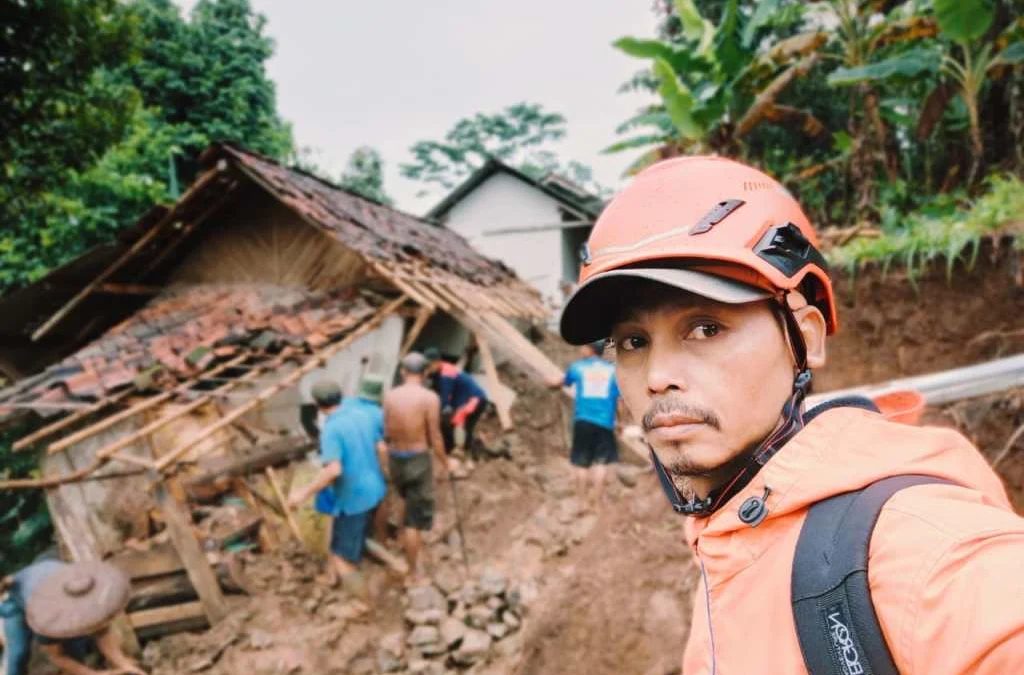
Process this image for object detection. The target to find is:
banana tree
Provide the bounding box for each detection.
[606,0,828,173]
[828,0,1024,186]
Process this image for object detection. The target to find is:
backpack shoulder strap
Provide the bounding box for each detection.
[791,474,954,675]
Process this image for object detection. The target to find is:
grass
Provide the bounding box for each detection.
[828,173,1024,283]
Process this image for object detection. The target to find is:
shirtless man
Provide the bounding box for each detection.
[381,352,451,584]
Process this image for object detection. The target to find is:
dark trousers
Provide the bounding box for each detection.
[442,403,487,459]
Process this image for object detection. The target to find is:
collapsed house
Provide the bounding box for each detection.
[0,143,564,647]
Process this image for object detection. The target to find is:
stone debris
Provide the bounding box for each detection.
[386,571,525,672]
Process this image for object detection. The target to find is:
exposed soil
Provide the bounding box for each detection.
[94,255,1023,675]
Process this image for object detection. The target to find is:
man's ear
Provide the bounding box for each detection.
[794,305,827,369]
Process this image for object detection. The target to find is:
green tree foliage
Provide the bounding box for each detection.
[611,0,1024,227]
[0,0,294,295]
[401,102,609,199]
[338,146,393,205]
[401,103,567,190]
[0,424,54,575]
[0,0,142,290]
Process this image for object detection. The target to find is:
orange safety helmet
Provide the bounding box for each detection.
[559,156,837,345]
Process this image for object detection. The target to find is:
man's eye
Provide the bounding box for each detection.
[616,335,647,352]
[685,322,720,341]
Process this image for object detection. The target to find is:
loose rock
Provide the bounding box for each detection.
[454,629,492,665]
[407,585,447,613]
[440,617,468,649]
[487,622,510,640]
[407,625,441,648]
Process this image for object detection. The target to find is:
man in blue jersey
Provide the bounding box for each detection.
[289,376,387,604]
[549,340,621,508]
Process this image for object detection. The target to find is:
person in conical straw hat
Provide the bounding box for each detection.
[1,557,144,675]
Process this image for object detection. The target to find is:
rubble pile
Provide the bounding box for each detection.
[376,570,536,674]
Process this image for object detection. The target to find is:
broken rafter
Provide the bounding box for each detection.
[400,305,435,357]
[90,351,295,463]
[45,354,251,455]
[13,388,136,451]
[31,165,226,342]
[369,261,435,311]
[474,333,512,430]
[155,294,410,472]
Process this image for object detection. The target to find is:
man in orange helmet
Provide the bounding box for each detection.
[560,157,1024,674]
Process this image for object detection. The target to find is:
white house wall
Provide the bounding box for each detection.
[256,314,405,434]
[442,172,572,307]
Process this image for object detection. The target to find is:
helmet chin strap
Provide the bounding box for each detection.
[652,294,812,517]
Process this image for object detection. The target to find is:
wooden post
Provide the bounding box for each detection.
[233,478,279,551]
[265,466,304,547]
[474,333,512,430]
[400,306,435,357]
[153,479,228,625]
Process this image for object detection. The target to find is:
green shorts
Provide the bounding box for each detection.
[388,452,435,531]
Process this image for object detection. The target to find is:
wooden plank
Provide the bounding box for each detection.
[184,437,314,488]
[365,538,409,575]
[474,333,512,430]
[233,478,279,552]
[110,543,184,580]
[127,565,247,613]
[13,388,135,451]
[47,354,250,455]
[45,454,141,656]
[401,306,435,357]
[128,600,206,631]
[32,166,225,341]
[155,295,409,471]
[154,480,228,624]
[265,466,304,546]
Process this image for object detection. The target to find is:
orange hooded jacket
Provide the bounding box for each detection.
[681,405,1024,674]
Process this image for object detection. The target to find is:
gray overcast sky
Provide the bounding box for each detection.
[178,0,657,214]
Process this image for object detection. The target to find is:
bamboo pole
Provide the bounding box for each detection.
[13,389,136,451]
[155,295,409,472]
[91,354,290,463]
[401,306,435,357]
[46,354,250,455]
[265,466,304,546]
[474,333,512,430]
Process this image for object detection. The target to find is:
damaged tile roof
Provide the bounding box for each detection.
[221,145,520,286]
[0,283,378,412]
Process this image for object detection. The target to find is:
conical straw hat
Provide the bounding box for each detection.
[26,561,131,639]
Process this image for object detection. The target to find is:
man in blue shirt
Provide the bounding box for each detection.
[289,376,387,604]
[549,340,621,509]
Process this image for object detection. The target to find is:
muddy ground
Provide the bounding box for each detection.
[54,253,1023,675]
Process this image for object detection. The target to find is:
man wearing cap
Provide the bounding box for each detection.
[1,558,144,675]
[288,377,387,603]
[547,339,621,509]
[422,347,489,466]
[558,156,1024,673]
[381,352,451,584]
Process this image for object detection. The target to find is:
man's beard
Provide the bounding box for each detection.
[641,392,743,497]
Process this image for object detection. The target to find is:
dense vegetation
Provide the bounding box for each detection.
[609,0,1024,264]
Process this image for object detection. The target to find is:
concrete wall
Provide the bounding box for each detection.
[258,314,405,434]
[442,172,576,308]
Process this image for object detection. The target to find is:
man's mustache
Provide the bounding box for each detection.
[642,394,721,432]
